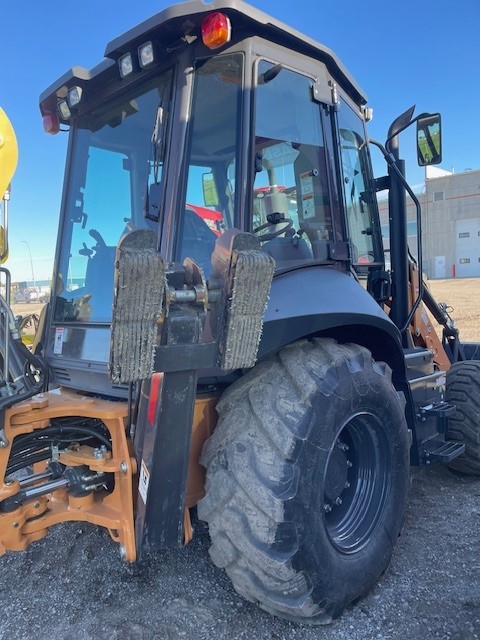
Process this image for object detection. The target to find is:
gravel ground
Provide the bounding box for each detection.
[5,284,479,639]
[0,463,479,640]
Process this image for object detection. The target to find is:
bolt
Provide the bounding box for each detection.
[93,448,104,460]
[334,497,343,506]
[324,504,332,513]
[119,545,127,560]
[0,438,9,449]
[336,441,348,452]
[100,445,108,454]
[344,481,351,489]
[346,460,353,468]
[4,479,14,486]
[13,522,19,528]
[33,501,40,509]
[120,461,128,475]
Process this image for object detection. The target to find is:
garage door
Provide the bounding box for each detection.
[456,218,480,277]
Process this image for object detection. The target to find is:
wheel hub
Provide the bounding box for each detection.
[324,442,349,502]
[323,414,390,554]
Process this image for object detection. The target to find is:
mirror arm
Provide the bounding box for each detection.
[369,138,424,333]
[385,111,434,154]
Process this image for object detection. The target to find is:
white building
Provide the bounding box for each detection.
[378,167,480,279]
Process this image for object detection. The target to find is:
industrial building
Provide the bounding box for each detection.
[378,167,480,279]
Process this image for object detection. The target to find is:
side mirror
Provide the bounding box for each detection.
[416,113,442,166]
[202,172,219,207]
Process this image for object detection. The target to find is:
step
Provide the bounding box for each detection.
[420,439,465,464]
[419,401,456,420]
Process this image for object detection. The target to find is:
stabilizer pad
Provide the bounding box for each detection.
[109,230,165,384]
[219,248,275,370]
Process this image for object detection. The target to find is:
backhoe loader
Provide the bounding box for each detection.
[0,0,479,624]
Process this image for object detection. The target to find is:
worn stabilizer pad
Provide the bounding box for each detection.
[109,230,166,384]
[219,249,275,370]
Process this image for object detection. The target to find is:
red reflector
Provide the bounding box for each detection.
[42,112,59,135]
[147,372,163,424]
[201,11,231,49]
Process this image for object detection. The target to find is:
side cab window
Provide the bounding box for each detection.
[253,60,339,267]
[337,100,381,269]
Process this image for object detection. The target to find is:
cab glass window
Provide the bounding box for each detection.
[253,60,335,268]
[55,70,173,323]
[177,54,243,278]
[337,100,377,266]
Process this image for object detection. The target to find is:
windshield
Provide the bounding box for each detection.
[54,69,173,323]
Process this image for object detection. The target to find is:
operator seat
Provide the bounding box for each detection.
[262,236,313,268]
[178,207,218,279]
[84,245,117,319]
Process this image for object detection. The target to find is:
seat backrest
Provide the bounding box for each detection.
[262,236,313,268]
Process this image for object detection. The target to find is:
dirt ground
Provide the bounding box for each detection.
[1,278,479,640]
[427,278,480,342]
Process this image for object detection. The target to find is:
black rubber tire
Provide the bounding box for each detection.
[446,360,480,475]
[198,338,409,624]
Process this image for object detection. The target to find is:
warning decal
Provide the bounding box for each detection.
[300,171,315,219]
[139,460,150,504]
[54,327,64,355]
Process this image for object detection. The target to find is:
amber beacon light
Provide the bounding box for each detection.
[201,12,232,49]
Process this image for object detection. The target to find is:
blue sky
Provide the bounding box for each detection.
[2,0,479,281]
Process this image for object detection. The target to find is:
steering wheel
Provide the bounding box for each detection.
[253,218,293,242]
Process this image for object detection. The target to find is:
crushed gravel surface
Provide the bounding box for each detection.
[0,464,479,640]
[5,282,479,638]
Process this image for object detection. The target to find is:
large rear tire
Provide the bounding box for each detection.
[446,360,480,475]
[198,339,409,624]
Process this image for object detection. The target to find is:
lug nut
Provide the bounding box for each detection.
[344,481,351,489]
[324,504,332,513]
[334,497,343,506]
[346,460,353,468]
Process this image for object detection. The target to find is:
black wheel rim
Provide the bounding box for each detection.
[323,412,391,554]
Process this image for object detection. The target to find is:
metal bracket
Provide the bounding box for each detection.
[312,81,338,108]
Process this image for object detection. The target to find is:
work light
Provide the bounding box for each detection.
[119,53,133,78]
[138,42,154,68]
[58,101,71,120]
[67,86,83,107]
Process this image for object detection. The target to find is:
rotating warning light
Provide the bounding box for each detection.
[201,12,231,50]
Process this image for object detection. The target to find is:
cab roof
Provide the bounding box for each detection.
[40,0,367,114]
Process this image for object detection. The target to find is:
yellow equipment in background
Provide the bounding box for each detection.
[0,107,18,263]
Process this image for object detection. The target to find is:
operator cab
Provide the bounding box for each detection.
[39,0,385,396]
